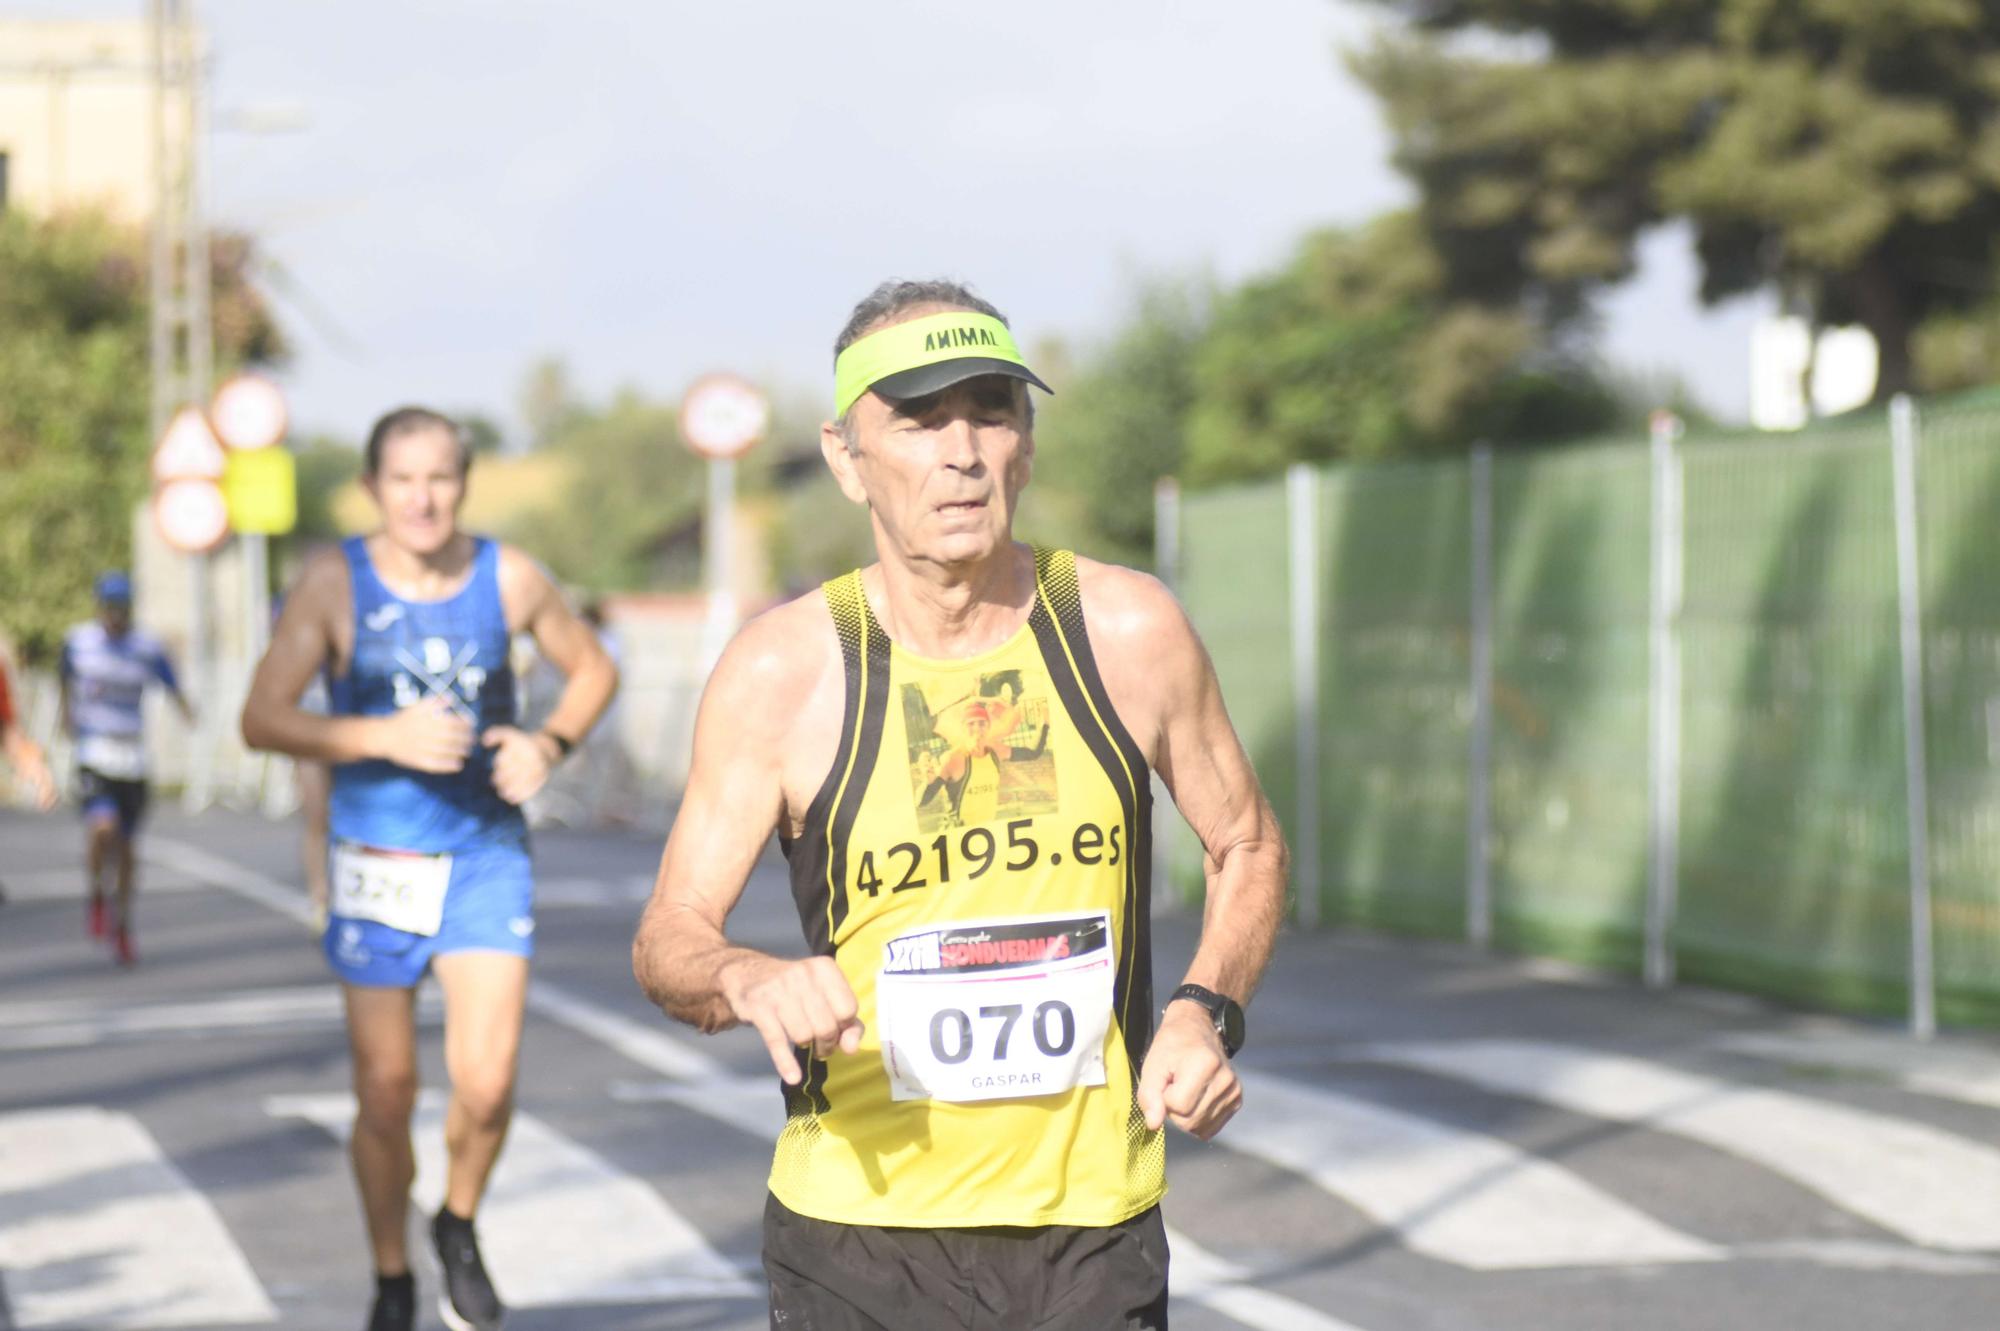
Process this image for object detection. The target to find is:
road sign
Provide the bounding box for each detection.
[223,446,297,534]
[680,373,769,460]
[210,373,288,451]
[154,477,230,553]
[152,405,226,481]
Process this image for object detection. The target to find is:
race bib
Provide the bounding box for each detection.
[877,911,1114,1104]
[77,734,146,781]
[330,842,451,937]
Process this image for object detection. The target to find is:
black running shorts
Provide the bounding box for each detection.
[76,766,149,835]
[762,1192,1169,1331]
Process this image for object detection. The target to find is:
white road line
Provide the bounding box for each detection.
[1230,1073,1717,1270]
[0,987,442,1051]
[1355,1040,2000,1251]
[525,981,729,1082]
[0,1106,276,1328]
[145,839,314,927]
[1168,1228,1373,1331]
[533,875,653,908]
[0,867,207,900]
[267,1093,758,1304]
[1711,1029,2000,1111]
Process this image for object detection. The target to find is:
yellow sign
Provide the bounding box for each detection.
[223,446,297,535]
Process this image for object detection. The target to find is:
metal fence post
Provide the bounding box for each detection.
[1890,394,1936,1039]
[1286,464,1322,929]
[1467,446,1494,948]
[1153,478,1181,912]
[1645,412,1685,989]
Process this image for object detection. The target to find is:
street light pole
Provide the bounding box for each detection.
[151,0,217,807]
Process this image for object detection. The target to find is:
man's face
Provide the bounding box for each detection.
[364,427,466,557]
[828,373,1033,571]
[965,710,991,745]
[97,601,131,635]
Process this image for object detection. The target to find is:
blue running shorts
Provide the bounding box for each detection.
[324,841,535,988]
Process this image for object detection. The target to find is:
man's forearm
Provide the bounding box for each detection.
[634,902,779,1034]
[540,654,618,745]
[241,703,384,764]
[1182,835,1287,1003]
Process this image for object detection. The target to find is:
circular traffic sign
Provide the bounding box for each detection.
[680,373,769,460]
[211,373,289,450]
[154,477,230,553]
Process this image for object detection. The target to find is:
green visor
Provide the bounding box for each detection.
[834,310,1052,419]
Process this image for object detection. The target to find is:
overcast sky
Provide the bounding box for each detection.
[23,0,1769,440]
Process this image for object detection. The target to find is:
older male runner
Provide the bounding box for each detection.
[59,571,194,963]
[633,279,1286,1329]
[242,407,618,1331]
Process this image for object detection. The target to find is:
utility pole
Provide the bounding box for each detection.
[150,0,217,806]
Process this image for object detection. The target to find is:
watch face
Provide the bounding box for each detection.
[1218,1000,1245,1056]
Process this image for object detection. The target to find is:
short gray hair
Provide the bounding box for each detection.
[833,278,1033,453]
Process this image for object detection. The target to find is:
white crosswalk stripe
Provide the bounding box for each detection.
[1353,1040,2000,1251]
[0,1107,276,1328]
[1231,1072,1719,1269]
[267,1092,759,1305]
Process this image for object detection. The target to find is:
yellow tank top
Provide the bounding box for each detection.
[770,548,1165,1228]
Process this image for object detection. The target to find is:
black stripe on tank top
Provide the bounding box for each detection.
[825,605,891,942]
[1027,550,1154,1082]
[784,579,867,958]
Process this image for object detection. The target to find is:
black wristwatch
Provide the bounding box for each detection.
[1167,983,1245,1058]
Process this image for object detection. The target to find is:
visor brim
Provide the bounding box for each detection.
[867,358,1053,407]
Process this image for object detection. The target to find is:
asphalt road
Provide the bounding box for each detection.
[7,804,2000,1330]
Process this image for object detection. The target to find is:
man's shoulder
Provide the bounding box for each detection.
[289,547,353,607]
[1070,555,1186,646]
[719,589,838,695]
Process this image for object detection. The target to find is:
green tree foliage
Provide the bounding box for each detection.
[1031,282,1208,565]
[289,435,363,540]
[524,390,705,592]
[0,211,280,663]
[1351,0,2000,398]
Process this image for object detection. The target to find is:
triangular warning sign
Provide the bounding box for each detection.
[152,405,226,481]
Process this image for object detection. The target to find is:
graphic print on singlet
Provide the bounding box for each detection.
[772,549,1162,1230]
[902,666,1058,833]
[328,536,523,855]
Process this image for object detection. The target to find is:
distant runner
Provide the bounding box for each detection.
[59,571,193,963]
[241,406,619,1331]
[634,279,1286,1328]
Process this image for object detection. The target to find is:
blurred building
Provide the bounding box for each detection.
[0,18,170,221]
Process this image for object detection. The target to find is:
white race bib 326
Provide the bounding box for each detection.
[877,911,1114,1104]
[330,842,452,937]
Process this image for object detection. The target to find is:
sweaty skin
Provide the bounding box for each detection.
[632,307,1285,1144]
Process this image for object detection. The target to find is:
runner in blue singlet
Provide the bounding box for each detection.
[241,407,619,1331]
[59,571,194,964]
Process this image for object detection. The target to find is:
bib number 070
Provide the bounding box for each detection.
[929,1000,1076,1064]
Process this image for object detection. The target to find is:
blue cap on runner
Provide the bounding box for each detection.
[94,571,132,603]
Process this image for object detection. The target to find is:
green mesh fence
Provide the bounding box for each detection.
[1315,463,1471,935]
[1488,444,1652,969]
[1673,417,1911,1014]
[1170,482,1293,904]
[1916,401,2000,1024]
[1169,394,2000,1025]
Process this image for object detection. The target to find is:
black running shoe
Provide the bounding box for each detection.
[365,1275,415,1331]
[431,1208,505,1331]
